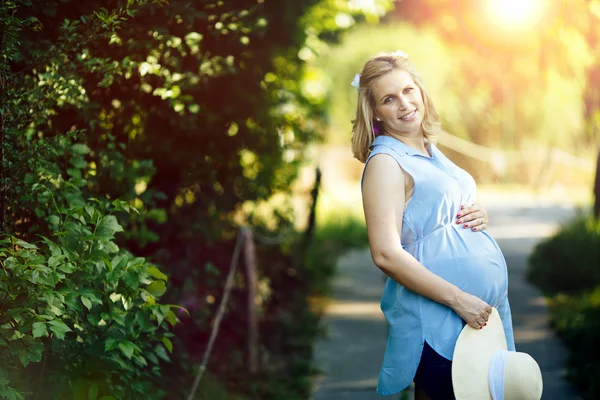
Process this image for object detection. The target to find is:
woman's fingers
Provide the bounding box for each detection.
[457,203,488,231]
[453,293,493,329]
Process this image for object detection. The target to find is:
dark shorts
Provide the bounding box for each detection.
[413,341,456,400]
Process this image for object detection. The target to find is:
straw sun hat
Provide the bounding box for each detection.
[452,308,543,400]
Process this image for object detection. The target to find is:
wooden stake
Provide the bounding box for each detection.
[187,229,244,400]
[242,226,258,374]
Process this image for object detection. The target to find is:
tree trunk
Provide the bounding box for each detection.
[594,145,600,219]
[0,19,6,234]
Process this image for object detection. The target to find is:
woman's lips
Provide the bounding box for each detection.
[400,110,416,121]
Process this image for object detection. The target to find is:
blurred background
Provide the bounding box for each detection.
[1,0,599,399]
[311,0,597,215]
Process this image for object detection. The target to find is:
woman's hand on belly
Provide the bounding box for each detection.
[449,291,492,329]
[456,203,488,232]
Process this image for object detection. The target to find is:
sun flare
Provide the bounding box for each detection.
[487,0,544,27]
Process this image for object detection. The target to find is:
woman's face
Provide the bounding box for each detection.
[371,68,424,137]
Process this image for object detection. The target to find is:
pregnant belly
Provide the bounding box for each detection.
[416,225,507,307]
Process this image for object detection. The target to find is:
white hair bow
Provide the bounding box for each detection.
[393,49,408,58]
[350,73,361,91]
[350,50,407,92]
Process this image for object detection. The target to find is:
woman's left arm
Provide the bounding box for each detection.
[456,203,488,231]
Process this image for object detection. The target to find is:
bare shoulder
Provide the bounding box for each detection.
[362,153,405,191]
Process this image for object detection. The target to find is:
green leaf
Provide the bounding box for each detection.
[67,168,82,179]
[111,254,129,270]
[48,215,61,225]
[17,342,43,367]
[44,239,62,257]
[81,291,103,306]
[87,313,101,326]
[111,309,126,327]
[154,344,170,362]
[135,311,155,332]
[146,281,166,297]
[146,266,168,281]
[17,349,33,368]
[47,304,63,316]
[71,143,90,155]
[24,172,37,185]
[109,293,122,303]
[145,351,159,365]
[85,206,95,220]
[122,269,139,289]
[205,262,220,275]
[64,292,82,311]
[58,263,77,273]
[48,320,71,340]
[32,322,48,338]
[133,354,147,367]
[5,387,20,400]
[71,156,88,169]
[9,330,25,341]
[166,310,177,327]
[95,215,123,238]
[81,296,92,310]
[48,255,64,267]
[72,379,87,400]
[16,239,37,249]
[104,338,119,352]
[162,337,173,353]
[117,340,137,359]
[88,383,99,400]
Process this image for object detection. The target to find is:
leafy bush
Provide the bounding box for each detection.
[0,193,177,399]
[527,215,600,295]
[2,0,392,398]
[548,289,600,400]
[528,214,600,400]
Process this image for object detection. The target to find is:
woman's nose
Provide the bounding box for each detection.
[398,95,409,109]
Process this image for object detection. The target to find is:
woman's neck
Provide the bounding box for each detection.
[384,132,429,156]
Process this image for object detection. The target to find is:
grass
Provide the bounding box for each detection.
[304,185,369,300]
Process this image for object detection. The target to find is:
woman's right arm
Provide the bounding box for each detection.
[362,154,491,329]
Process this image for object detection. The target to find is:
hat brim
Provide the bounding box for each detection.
[452,307,507,400]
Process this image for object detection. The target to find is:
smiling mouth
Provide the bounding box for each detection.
[400,110,416,120]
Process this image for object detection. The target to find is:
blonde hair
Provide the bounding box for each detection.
[351,52,441,163]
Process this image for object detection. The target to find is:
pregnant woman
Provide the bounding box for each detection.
[352,51,515,399]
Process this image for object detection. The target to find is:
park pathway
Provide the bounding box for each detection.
[311,202,582,400]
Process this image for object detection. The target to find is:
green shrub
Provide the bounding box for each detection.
[527,215,600,295]
[528,214,600,400]
[0,194,178,399]
[304,210,369,296]
[549,289,600,400]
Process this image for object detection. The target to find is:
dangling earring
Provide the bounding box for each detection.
[375,117,382,122]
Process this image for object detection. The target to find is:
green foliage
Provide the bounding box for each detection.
[548,289,600,399]
[528,214,600,399]
[2,0,394,398]
[527,215,600,295]
[305,209,369,295]
[1,1,178,399]
[0,199,176,399]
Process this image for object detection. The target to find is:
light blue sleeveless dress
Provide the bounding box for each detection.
[362,135,515,396]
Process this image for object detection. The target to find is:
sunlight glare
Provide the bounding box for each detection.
[487,0,544,27]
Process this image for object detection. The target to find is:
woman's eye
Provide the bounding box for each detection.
[405,87,414,94]
[384,97,393,104]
